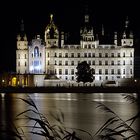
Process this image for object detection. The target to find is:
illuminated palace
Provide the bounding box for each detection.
[16,14,134,87]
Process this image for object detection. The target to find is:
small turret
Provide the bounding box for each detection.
[114,32,117,45]
[121,17,133,46]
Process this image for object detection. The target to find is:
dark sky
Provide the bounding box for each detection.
[1,0,140,76]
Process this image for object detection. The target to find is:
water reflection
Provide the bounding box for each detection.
[0,93,139,139]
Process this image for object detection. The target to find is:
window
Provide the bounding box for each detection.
[105,61,108,65]
[130,52,132,57]
[77,53,80,57]
[65,53,68,57]
[99,53,102,57]
[72,76,74,80]
[71,61,74,65]
[88,44,91,48]
[65,76,68,80]
[71,69,74,75]
[32,53,33,58]
[117,60,120,65]
[99,76,102,80]
[123,69,125,74]
[99,69,102,74]
[48,61,49,65]
[65,69,68,75]
[59,61,62,65]
[111,53,114,57]
[105,53,108,57]
[88,61,91,65]
[25,61,26,66]
[117,53,120,57]
[54,53,57,57]
[40,53,42,57]
[123,60,125,65]
[130,69,133,74]
[88,53,91,57]
[25,54,26,59]
[105,69,108,74]
[71,53,74,57]
[92,53,95,57]
[55,60,57,65]
[65,61,68,65]
[18,54,20,59]
[84,45,87,48]
[92,61,95,65]
[130,60,132,65]
[111,61,114,65]
[123,52,125,57]
[105,76,108,80]
[18,61,20,66]
[99,61,102,65]
[92,44,95,48]
[34,46,39,57]
[55,69,56,74]
[84,53,87,57]
[48,53,49,57]
[59,69,62,75]
[117,69,121,75]
[59,53,62,57]
[111,69,114,74]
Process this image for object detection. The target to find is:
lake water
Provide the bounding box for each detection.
[0,93,140,140]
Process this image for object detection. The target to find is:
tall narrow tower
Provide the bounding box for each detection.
[16,20,28,74]
[121,17,133,46]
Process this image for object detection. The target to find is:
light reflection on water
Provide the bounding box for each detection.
[0,93,139,140]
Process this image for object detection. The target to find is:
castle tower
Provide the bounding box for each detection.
[16,20,28,74]
[121,17,133,46]
[44,14,59,48]
[114,31,117,45]
[80,7,96,48]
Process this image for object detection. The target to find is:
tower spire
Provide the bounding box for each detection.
[101,24,104,36]
[20,19,24,32]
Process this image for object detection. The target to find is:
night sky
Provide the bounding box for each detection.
[1,0,140,77]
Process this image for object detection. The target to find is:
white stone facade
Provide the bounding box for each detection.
[16,14,134,87]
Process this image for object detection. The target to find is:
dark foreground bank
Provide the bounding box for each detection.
[0,86,139,93]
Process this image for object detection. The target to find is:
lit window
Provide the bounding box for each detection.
[65,53,68,57]
[111,69,114,74]
[111,53,114,57]
[65,61,68,65]
[123,60,125,65]
[105,61,108,65]
[105,69,108,74]
[59,61,62,65]
[65,69,68,75]
[71,53,74,57]
[117,53,120,57]
[71,61,74,65]
[99,69,102,74]
[111,61,114,65]
[92,61,95,65]
[123,52,125,57]
[59,53,62,57]
[71,69,74,75]
[105,53,108,57]
[88,53,91,57]
[99,61,102,65]
[99,53,102,57]
[34,46,39,57]
[123,69,125,74]
[59,69,62,75]
[77,53,80,57]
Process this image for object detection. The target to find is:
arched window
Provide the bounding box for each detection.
[34,46,39,57]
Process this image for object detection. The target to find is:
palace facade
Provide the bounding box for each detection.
[15,14,134,87]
